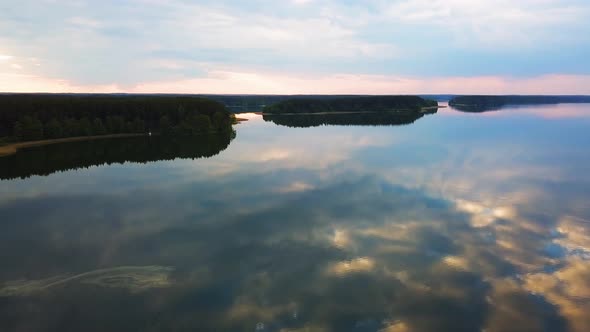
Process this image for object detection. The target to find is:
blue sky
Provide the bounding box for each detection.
[1,0,589,94]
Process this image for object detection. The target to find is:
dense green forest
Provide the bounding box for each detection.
[0,133,234,180]
[449,95,590,112]
[263,96,438,114]
[198,94,450,113]
[0,94,234,143]
[263,110,435,128]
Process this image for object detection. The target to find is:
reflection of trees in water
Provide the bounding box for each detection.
[0,132,235,180]
[448,104,505,113]
[263,111,434,128]
[448,95,590,113]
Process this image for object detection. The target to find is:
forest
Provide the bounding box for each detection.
[263,96,439,114]
[0,94,234,143]
[449,95,590,112]
[200,94,451,113]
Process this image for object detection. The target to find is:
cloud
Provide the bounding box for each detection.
[325,257,376,276]
[3,66,590,94]
[380,0,590,47]
[523,257,590,332]
[2,126,589,330]
[0,0,589,91]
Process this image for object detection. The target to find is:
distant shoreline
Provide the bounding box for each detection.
[0,133,146,157]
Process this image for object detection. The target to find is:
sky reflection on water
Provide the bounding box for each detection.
[0,104,589,331]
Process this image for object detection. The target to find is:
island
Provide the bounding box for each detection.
[260,96,438,127]
[263,96,439,114]
[197,94,449,113]
[448,95,590,112]
[0,94,235,156]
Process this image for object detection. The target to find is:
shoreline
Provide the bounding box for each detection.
[0,133,146,157]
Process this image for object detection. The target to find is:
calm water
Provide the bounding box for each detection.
[1,104,590,332]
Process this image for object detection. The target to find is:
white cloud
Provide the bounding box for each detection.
[157,3,394,59]
[325,257,376,276]
[292,0,314,5]
[0,0,588,90]
[379,0,590,47]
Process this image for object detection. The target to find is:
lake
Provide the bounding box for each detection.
[1,103,589,332]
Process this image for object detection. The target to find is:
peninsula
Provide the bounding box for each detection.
[0,94,235,155]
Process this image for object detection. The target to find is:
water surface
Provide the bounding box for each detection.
[1,103,589,332]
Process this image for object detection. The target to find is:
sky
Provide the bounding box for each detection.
[1,0,589,94]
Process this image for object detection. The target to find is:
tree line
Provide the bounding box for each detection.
[263,96,439,114]
[202,94,448,113]
[0,94,234,142]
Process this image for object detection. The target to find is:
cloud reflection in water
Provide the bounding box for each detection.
[0,105,589,331]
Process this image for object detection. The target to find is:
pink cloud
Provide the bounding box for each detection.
[1,69,590,95]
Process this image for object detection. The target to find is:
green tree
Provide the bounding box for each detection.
[125,121,135,133]
[159,116,172,135]
[178,119,194,135]
[93,118,106,135]
[195,114,212,133]
[45,119,63,138]
[212,111,229,132]
[172,125,184,136]
[13,121,23,140]
[79,117,93,136]
[63,118,77,137]
[177,105,186,120]
[132,118,145,133]
[20,116,44,141]
[105,116,115,134]
[112,116,125,133]
[30,118,44,140]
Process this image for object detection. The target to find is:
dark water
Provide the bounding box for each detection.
[1,104,589,332]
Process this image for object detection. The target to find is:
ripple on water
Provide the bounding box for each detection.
[0,266,174,296]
